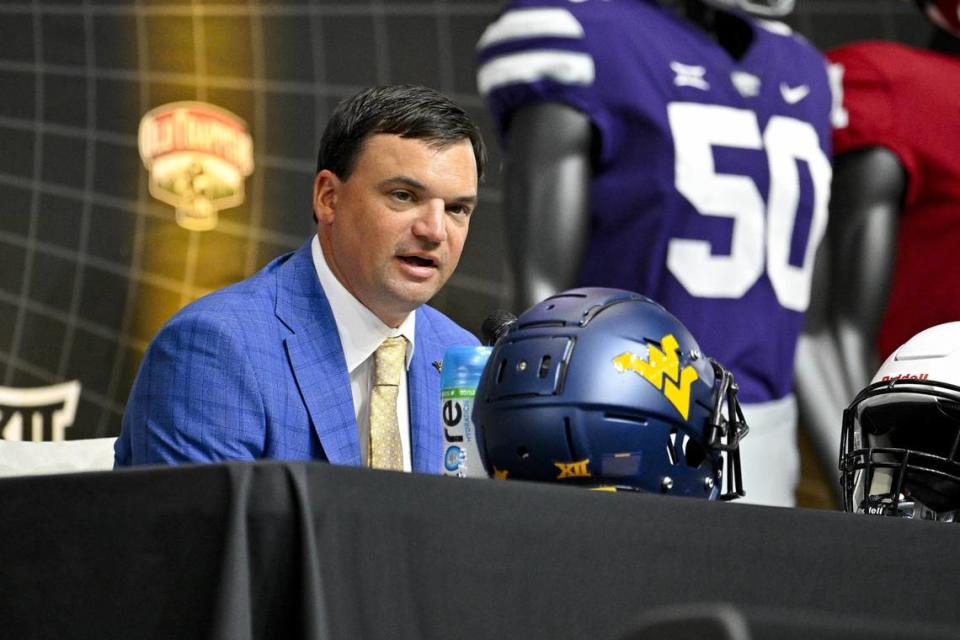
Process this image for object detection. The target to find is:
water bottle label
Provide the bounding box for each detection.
[439,346,491,478]
[442,396,479,477]
[441,387,477,400]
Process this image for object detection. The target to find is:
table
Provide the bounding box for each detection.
[2,461,959,639]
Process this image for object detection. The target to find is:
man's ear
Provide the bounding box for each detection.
[313,170,340,224]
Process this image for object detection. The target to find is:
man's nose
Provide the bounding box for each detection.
[412,199,447,242]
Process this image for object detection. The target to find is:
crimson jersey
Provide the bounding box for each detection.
[828,41,960,359]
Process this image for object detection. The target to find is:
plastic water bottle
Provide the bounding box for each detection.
[440,346,492,477]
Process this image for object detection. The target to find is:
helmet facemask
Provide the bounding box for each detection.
[705,359,750,500]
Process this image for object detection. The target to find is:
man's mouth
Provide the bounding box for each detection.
[398,254,437,268]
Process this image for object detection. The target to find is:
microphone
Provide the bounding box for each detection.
[481,310,517,346]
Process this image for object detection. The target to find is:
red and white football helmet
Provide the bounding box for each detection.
[840,322,960,522]
[914,0,960,36]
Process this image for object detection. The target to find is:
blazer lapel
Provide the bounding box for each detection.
[276,241,361,466]
[409,309,443,474]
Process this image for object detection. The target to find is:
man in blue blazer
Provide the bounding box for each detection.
[115,85,485,472]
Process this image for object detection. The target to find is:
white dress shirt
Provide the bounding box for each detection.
[311,236,416,471]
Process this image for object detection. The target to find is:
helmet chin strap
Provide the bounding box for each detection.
[860,466,960,521]
[862,494,960,522]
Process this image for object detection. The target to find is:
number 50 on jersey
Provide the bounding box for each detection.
[667,102,831,312]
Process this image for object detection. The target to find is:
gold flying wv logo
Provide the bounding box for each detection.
[612,334,699,420]
[554,459,592,480]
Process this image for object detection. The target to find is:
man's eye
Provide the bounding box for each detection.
[391,190,414,202]
[447,205,472,216]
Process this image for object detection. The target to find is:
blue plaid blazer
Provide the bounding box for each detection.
[114,240,479,472]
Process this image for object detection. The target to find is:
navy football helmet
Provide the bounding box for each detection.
[841,322,960,521]
[473,288,748,500]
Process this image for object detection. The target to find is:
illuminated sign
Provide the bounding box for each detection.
[612,333,699,419]
[138,102,254,231]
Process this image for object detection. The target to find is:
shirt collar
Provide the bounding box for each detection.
[312,235,416,373]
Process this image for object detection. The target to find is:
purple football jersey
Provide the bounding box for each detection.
[477,0,833,404]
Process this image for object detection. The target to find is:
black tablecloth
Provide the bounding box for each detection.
[1,461,958,639]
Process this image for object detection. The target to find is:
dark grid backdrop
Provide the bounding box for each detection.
[0,0,934,439]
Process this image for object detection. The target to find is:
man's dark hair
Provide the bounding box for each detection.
[316,84,486,182]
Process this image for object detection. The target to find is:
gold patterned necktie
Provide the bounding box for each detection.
[369,336,407,470]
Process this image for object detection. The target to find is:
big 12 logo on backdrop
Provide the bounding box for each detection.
[0,381,81,442]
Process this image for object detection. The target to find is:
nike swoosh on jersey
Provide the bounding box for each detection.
[779,82,810,104]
